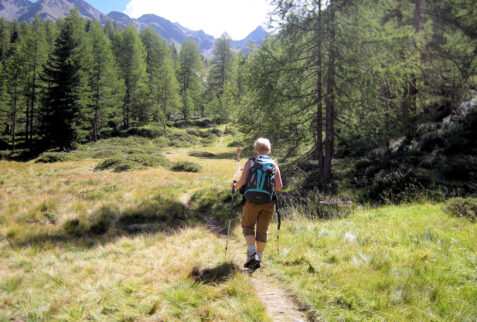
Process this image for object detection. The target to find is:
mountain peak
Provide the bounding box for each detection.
[16,0,107,23]
[0,0,32,20]
[0,1,268,55]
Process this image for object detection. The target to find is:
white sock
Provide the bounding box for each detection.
[257,252,263,261]
[247,245,256,254]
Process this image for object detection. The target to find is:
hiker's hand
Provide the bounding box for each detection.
[231,182,236,191]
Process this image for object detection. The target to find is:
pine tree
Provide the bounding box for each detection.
[22,15,48,146]
[157,55,181,130]
[86,21,123,142]
[114,25,148,127]
[40,9,88,150]
[5,26,26,153]
[208,33,234,98]
[140,26,168,122]
[177,39,202,118]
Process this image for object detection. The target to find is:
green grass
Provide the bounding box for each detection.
[0,130,271,320]
[263,203,477,320]
[2,128,475,321]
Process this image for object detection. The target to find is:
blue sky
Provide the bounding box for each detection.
[85,0,130,14]
[31,0,130,14]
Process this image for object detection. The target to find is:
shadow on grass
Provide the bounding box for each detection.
[190,262,239,285]
[9,190,243,250]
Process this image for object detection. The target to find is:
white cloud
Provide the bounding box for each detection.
[124,0,272,40]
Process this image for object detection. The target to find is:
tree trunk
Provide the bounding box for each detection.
[316,0,324,181]
[11,77,18,153]
[323,0,336,184]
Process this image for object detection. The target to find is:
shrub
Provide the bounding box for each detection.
[209,128,222,136]
[199,131,214,139]
[227,140,242,147]
[171,161,201,173]
[127,154,169,168]
[186,128,201,136]
[444,198,477,222]
[188,151,216,158]
[35,152,72,163]
[224,127,236,136]
[94,157,126,171]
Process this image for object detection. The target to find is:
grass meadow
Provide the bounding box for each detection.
[265,203,477,321]
[1,127,476,321]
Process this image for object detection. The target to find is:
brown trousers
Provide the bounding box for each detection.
[242,200,274,242]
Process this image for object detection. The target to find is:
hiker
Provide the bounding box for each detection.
[233,138,283,270]
[236,146,242,162]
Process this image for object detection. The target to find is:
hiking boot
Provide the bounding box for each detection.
[244,251,261,270]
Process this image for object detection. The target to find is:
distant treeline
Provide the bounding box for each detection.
[0,9,239,155]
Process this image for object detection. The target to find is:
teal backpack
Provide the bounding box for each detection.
[243,156,277,204]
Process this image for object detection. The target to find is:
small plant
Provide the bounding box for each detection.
[1,276,23,292]
[171,161,201,173]
[444,197,477,222]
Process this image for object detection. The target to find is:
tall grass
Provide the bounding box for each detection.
[263,203,477,320]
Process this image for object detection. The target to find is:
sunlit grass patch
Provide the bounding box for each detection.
[264,203,477,320]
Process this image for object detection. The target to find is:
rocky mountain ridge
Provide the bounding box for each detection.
[0,0,267,54]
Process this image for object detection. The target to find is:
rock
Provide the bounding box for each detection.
[166,151,177,155]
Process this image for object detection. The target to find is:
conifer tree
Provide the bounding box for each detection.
[23,15,47,145]
[114,24,148,127]
[140,26,168,121]
[177,39,202,118]
[40,9,88,150]
[208,33,234,98]
[86,21,123,142]
[157,55,181,129]
[5,26,26,153]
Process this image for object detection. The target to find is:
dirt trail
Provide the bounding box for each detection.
[179,161,308,321]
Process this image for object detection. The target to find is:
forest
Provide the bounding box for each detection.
[0,0,476,204]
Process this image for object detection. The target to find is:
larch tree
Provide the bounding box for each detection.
[86,20,123,142]
[113,24,148,127]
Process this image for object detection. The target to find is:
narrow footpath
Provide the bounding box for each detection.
[179,156,308,321]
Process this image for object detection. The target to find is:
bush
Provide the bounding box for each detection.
[126,126,163,138]
[94,157,127,171]
[224,127,236,136]
[35,152,72,163]
[444,198,477,222]
[369,167,424,203]
[94,154,168,172]
[171,161,201,173]
[209,128,222,136]
[186,128,201,136]
[227,140,242,147]
[188,151,216,158]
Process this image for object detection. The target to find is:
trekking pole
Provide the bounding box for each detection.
[275,193,281,254]
[225,180,237,257]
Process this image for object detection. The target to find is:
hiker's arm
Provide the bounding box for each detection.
[275,166,283,191]
[233,160,251,191]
